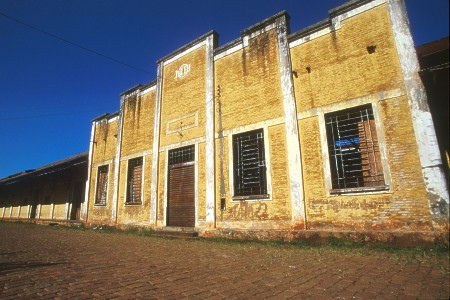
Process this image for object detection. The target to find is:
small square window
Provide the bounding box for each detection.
[126,157,143,204]
[232,129,268,198]
[325,104,386,193]
[95,165,108,205]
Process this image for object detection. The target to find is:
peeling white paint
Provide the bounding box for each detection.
[111,97,125,222]
[50,203,54,219]
[150,63,163,225]
[119,150,152,162]
[205,34,216,227]
[289,0,385,48]
[214,43,243,61]
[387,0,449,219]
[276,15,306,225]
[64,194,70,220]
[82,122,96,221]
[194,143,199,227]
[163,41,206,66]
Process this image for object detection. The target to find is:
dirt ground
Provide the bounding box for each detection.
[0,222,448,299]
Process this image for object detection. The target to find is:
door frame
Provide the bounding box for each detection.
[164,143,198,227]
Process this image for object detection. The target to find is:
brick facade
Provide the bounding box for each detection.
[2,0,448,237]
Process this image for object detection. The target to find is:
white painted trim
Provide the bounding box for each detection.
[228,126,273,202]
[332,0,385,30]
[64,195,70,220]
[92,159,114,169]
[276,15,306,225]
[387,0,449,219]
[119,150,152,162]
[163,41,206,66]
[163,150,169,226]
[318,110,332,194]
[289,27,332,48]
[111,98,125,222]
[247,23,276,40]
[289,0,385,48]
[50,203,54,219]
[82,122,96,221]
[150,63,163,225]
[297,88,404,119]
[9,206,12,218]
[108,116,119,124]
[139,85,156,96]
[194,143,199,227]
[205,34,216,227]
[372,102,393,189]
[166,111,199,134]
[159,136,206,152]
[214,43,243,61]
[94,116,119,126]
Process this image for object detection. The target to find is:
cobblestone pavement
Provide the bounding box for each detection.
[0,222,448,299]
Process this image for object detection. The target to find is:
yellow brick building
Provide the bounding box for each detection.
[83,0,448,237]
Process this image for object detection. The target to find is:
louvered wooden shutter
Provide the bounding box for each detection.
[127,157,143,204]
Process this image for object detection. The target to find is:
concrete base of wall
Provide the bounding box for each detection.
[198,228,449,248]
[1,218,83,227]
[3,219,447,248]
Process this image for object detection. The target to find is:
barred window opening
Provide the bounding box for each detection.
[325,105,385,191]
[232,129,268,197]
[126,157,143,204]
[168,145,195,166]
[95,165,109,205]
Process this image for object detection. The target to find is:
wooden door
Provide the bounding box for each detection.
[167,164,195,227]
[167,145,195,227]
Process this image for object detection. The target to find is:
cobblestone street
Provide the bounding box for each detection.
[0,222,448,299]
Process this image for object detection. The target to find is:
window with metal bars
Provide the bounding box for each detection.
[232,129,268,198]
[325,104,386,192]
[126,157,143,204]
[95,165,108,205]
[168,145,195,166]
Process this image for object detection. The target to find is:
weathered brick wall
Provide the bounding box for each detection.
[115,88,155,225]
[88,119,118,224]
[116,155,152,225]
[159,46,206,147]
[121,92,155,156]
[91,119,118,165]
[213,29,293,229]
[215,30,284,131]
[291,4,433,230]
[291,5,403,111]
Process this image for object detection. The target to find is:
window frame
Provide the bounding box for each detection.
[229,127,272,201]
[319,103,391,195]
[94,164,109,206]
[125,156,144,205]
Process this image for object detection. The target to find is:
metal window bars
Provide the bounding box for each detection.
[95,165,108,205]
[325,105,385,190]
[232,129,268,197]
[126,157,143,204]
[168,145,195,168]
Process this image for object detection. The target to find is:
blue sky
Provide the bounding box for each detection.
[0,0,448,179]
